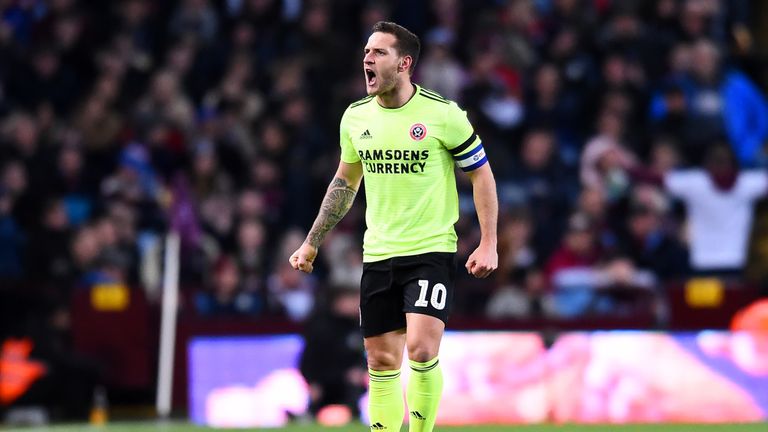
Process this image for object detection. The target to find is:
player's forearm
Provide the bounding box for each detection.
[306,177,358,248]
[469,166,498,246]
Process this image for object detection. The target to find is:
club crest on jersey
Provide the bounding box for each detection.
[409,123,427,141]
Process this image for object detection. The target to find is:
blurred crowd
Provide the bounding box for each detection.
[0,0,767,325]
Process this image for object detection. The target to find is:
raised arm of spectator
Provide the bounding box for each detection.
[725,72,768,166]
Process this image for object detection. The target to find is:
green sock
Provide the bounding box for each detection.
[406,357,443,432]
[368,368,404,432]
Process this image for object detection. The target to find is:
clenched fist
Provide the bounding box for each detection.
[289,242,318,273]
[465,243,498,278]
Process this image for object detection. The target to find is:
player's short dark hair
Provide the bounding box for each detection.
[371,21,420,75]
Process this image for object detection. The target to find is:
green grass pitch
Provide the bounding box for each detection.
[3,423,767,432]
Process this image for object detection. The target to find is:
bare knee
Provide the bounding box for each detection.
[405,313,444,363]
[407,341,438,363]
[364,333,405,370]
[365,346,402,370]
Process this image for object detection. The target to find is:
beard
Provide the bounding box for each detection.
[368,67,399,96]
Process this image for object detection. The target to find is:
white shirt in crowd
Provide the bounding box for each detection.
[664,170,768,270]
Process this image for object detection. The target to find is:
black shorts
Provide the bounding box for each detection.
[360,252,456,338]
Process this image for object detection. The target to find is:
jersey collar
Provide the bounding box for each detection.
[376,83,420,111]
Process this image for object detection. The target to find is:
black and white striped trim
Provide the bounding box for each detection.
[368,370,401,382]
[410,359,440,373]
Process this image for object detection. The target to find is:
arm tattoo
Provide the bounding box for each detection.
[306,177,357,247]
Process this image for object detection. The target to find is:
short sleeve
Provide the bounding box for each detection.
[443,102,487,172]
[442,103,475,150]
[737,170,768,199]
[664,170,704,199]
[339,110,360,164]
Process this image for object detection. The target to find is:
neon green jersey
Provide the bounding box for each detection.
[339,84,487,262]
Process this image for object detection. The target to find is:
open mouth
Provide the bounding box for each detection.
[365,68,376,86]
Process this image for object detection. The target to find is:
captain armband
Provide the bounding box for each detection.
[452,141,487,172]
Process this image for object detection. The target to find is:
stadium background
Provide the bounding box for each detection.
[1,0,768,429]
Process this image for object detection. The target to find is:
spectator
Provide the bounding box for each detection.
[651,39,768,166]
[595,54,648,150]
[618,201,688,279]
[545,212,602,287]
[93,216,139,285]
[268,230,317,321]
[460,51,524,142]
[497,207,538,281]
[168,0,219,45]
[74,93,123,155]
[236,188,265,221]
[194,255,262,317]
[0,186,23,280]
[188,139,233,204]
[524,63,584,158]
[575,185,609,228]
[486,267,547,319]
[115,0,157,57]
[580,111,637,202]
[100,144,163,217]
[24,198,71,286]
[546,25,598,111]
[299,286,366,418]
[268,259,317,321]
[135,69,195,133]
[7,47,79,114]
[0,159,35,231]
[47,144,93,227]
[323,233,363,289]
[105,201,140,262]
[418,29,465,101]
[80,247,131,289]
[503,128,574,256]
[597,11,656,87]
[257,119,289,167]
[664,144,768,274]
[545,212,604,317]
[69,226,101,286]
[486,207,543,319]
[209,103,254,185]
[1,113,42,174]
[546,212,656,317]
[650,86,688,159]
[497,0,539,70]
[645,136,681,179]
[198,192,235,255]
[201,53,264,125]
[236,218,266,292]
[679,0,718,42]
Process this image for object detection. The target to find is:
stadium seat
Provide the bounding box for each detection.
[70,287,155,391]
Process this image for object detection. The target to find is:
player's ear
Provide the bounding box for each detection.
[399,56,411,73]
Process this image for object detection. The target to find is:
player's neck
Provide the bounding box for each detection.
[377,80,416,109]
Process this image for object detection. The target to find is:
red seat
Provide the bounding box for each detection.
[70,287,155,390]
[665,279,760,330]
